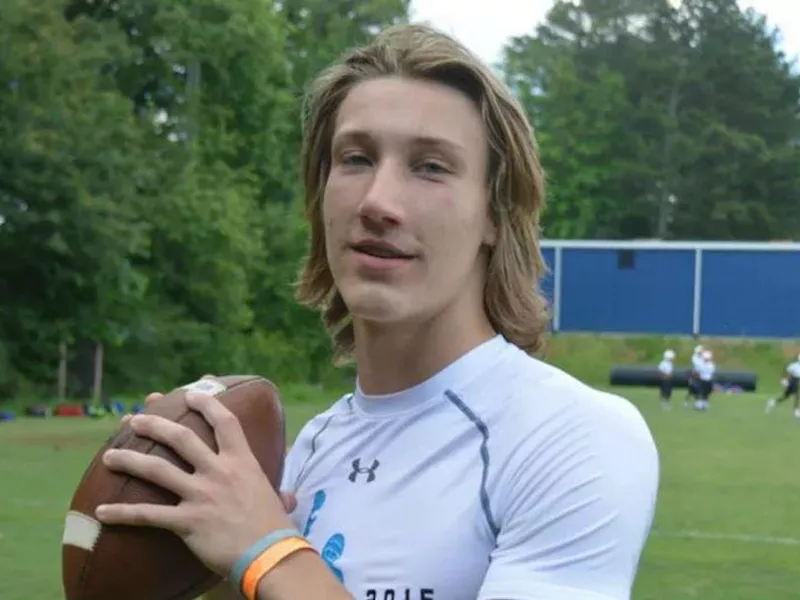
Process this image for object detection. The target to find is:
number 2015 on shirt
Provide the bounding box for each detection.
[365,589,435,600]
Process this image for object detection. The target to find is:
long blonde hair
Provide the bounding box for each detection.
[295,23,550,364]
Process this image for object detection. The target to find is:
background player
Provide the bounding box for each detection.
[695,349,715,411]
[658,349,675,409]
[685,344,704,408]
[765,353,800,418]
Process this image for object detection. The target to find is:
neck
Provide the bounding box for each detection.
[353,306,497,396]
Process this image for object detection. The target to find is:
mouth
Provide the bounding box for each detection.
[350,241,416,260]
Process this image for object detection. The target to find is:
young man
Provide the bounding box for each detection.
[94,24,660,600]
[658,349,675,409]
[765,353,800,418]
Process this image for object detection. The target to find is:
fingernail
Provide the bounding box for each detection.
[96,505,108,518]
[103,450,116,463]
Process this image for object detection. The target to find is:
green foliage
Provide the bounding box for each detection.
[0,0,408,399]
[504,0,800,240]
[0,0,798,400]
[0,0,157,394]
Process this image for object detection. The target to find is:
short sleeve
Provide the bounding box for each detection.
[477,392,659,600]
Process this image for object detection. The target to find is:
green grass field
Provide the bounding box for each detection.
[1,382,798,600]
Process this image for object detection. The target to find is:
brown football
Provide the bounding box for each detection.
[61,375,286,600]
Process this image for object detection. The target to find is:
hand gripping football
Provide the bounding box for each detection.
[61,375,286,600]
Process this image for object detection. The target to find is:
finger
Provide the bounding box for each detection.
[95,501,188,533]
[145,392,164,405]
[184,392,247,455]
[280,492,297,513]
[103,448,195,499]
[129,414,217,472]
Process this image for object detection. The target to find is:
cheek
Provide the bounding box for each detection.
[322,175,355,231]
[322,202,334,237]
[424,198,489,252]
[423,216,486,281]
[320,190,340,263]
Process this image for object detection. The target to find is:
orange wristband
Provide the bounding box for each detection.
[241,536,315,600]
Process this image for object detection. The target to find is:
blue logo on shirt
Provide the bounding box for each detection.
[303,489,346,583]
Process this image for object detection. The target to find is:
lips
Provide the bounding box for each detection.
[351,241,414,260]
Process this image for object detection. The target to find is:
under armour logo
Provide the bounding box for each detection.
[348,458,380,483]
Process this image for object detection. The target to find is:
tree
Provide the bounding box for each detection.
[0,0,158,396]
[0,0,420,399]
[502,0,800,240]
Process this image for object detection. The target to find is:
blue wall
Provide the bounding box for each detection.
[541,243,800,339]
[700,251,800,338]
[559,249,695,334]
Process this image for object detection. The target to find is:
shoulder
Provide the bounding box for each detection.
[465,347,657,464]
[469,351,659,599]
[518,350,656,482]
[506,359,657,497]
[455,346,659,512]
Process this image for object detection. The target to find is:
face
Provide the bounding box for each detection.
[322,76,496,329]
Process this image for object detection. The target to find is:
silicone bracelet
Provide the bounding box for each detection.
[228,528,299,592]
[241,536,314,600]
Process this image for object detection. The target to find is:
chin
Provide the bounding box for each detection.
[341,282,409,324]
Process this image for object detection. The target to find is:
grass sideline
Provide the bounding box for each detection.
[2,383,800,600]
[2,333,797,412]
[538,333,799,393]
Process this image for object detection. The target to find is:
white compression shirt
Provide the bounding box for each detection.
[280,335,659,600]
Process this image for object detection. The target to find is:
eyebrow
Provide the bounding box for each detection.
[332,128,467,157]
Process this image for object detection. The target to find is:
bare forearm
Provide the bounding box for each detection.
[256,550,353,600]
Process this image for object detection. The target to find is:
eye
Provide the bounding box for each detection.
[415,160,450,176]
[341,152,372,167]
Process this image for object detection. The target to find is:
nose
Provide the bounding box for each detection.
[357,160,405,227]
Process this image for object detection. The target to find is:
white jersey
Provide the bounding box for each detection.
[658,359,673,376]
[280,335,659,600]
[698,360,715,381]
[691,353,704,374]
[787,361,800,379]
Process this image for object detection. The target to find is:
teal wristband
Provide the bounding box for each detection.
[228,528,300,593]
